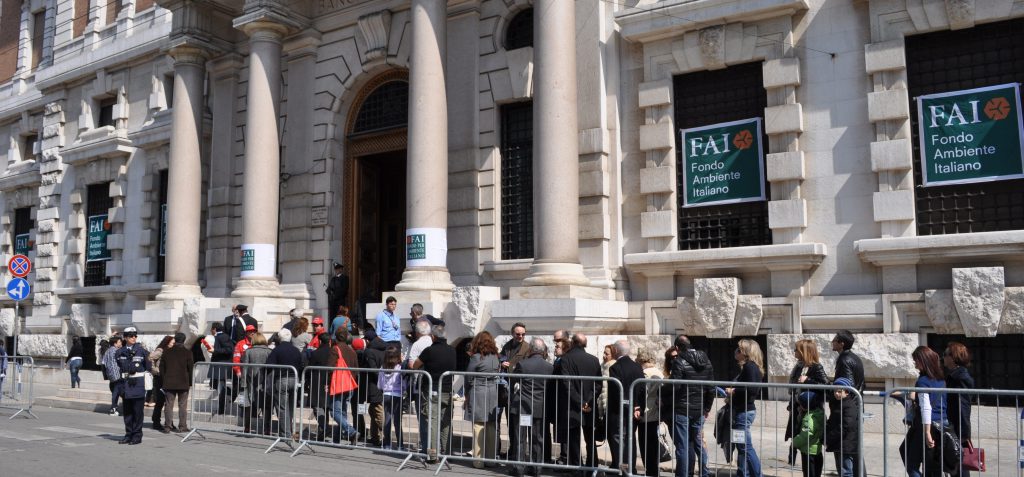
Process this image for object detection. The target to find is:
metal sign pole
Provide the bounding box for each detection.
[12,300,18,356]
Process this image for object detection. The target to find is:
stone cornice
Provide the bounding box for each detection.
[855,231,1024,266]
[56,285,128,300]
[0,166,42,192]
[624,242,827,275]
[234,9,306,37]
[62,128,136,166]
[615,0,810,43]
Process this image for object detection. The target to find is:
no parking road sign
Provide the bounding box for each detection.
[8,254,31,277]
[6,277,29,301]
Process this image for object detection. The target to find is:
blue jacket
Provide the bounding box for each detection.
[116,344,151,399]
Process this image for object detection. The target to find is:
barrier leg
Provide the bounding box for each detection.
[432,455,451,476]
[180,428,203,443]
[264,436,286,454]
[396,452,428,472]
[290,439,314,457]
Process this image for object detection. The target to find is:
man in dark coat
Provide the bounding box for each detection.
[556,333,602,474]
[159,332,194,433]
[829,331,865,477]
[667,335,716,477]
[359,328,387,446]
[224,304,258,345]
[326,262,349,320]
[608,340,646,474]
[209,322,234,414]
[307,333,335,440]
[509,338,554,477]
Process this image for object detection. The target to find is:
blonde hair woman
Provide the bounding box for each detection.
[726,339,764,477]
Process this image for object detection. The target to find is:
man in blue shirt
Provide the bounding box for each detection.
[375,296,401,344]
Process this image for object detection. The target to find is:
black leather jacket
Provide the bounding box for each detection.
[833,349,865,392]
[665,349,716,418]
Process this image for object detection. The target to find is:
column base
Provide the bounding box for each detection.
[231,278,285,298]
[155,282,204,301]
[395,267,455,292]
[522,261,591,287]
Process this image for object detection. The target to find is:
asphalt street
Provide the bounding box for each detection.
[0,406,455,477]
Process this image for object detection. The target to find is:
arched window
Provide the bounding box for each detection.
[352,80,409,134]
[504,8,533,51]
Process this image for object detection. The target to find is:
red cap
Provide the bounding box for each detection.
[245,324,257,332]
[352,338,366,351]
[312,316,325,325]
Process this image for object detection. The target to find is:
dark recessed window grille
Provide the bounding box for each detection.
[674,62,771,250]
[84,183,112,287]
[97,98,116,128]
[906,19,1024,235]
[927,334,1024,406]
[352,80,408,135]
[500,101,534,260]
[504,8,533,51]
[157,169,168,282]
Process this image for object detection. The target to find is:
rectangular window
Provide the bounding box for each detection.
[163,74,174,109]
[31,10,44,70]
[500,101,534,260]
[0,0,19,83]
[674,62,771,250]
[13,207,32,256]
[906,18,1024,235]
[157,169,167,282]
[84,183,113,287]
[96,98,116,128]
[22,134,38,161]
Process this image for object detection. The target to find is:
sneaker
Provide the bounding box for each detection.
[109,408,120,416]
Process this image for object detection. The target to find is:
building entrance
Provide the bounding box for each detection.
[354,150,406,307]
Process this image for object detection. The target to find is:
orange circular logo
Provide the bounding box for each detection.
[733,130,754,150]
[984,97,1011,121]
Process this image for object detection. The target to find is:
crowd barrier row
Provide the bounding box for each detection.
[0,354,37,420]
[176,362,1024,477]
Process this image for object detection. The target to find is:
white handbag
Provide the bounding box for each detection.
[144,372,154,391]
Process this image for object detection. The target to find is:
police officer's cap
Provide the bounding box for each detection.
[333,261,343,269]
[123,326,138,337]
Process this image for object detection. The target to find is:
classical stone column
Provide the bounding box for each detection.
[394,0,454,292]
[232,22,288,297]
[157,45,207,300]
[523,0,589,287]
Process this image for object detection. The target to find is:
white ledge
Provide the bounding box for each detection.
[56,285,128,300]
[616,0,810,43]
[855,231,1024,266]
[483,258,533,281]
[62,128,135,166]
[624,242,827,275]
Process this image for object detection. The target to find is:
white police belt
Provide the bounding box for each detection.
[122,373,144,379]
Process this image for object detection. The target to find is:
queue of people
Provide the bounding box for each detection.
[94,301,978,477]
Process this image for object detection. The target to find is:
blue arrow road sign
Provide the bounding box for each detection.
[6,277,30,301]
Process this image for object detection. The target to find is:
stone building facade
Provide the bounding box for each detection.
[1,0,1022,388]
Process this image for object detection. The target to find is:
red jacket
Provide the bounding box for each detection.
[232,338,252,375]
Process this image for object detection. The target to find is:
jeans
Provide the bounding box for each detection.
[733,410,762,477]
[383,395,403,448]
[275,377,296,438]
[673,414,709,477]
[332,392,358,440]
[68,358,82,388]
[834,453,859,477]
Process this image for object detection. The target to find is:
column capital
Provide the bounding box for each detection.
[167,44,210,66]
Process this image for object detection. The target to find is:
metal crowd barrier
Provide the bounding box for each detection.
[0,355,37,419]
[434,370,624,477]
[184,361,300,453]
[877,386,1024,477]
[625,378,863,477]
[292,365,434,471]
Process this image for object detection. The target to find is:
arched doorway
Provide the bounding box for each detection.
[343,71,409,310]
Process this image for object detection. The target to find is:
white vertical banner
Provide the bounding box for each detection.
[405,227,447,267]
[240,243,276,278]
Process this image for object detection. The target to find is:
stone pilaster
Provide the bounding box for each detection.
[30,101,66,330]
[231,20,290,298]
[157,45,208,300]
[394,0,455,292]
[522,0,589,287]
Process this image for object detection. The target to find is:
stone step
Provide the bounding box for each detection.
[35,396,115,414]
[56,388,113,401]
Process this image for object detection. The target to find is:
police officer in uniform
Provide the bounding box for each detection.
[116,327,151,444]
